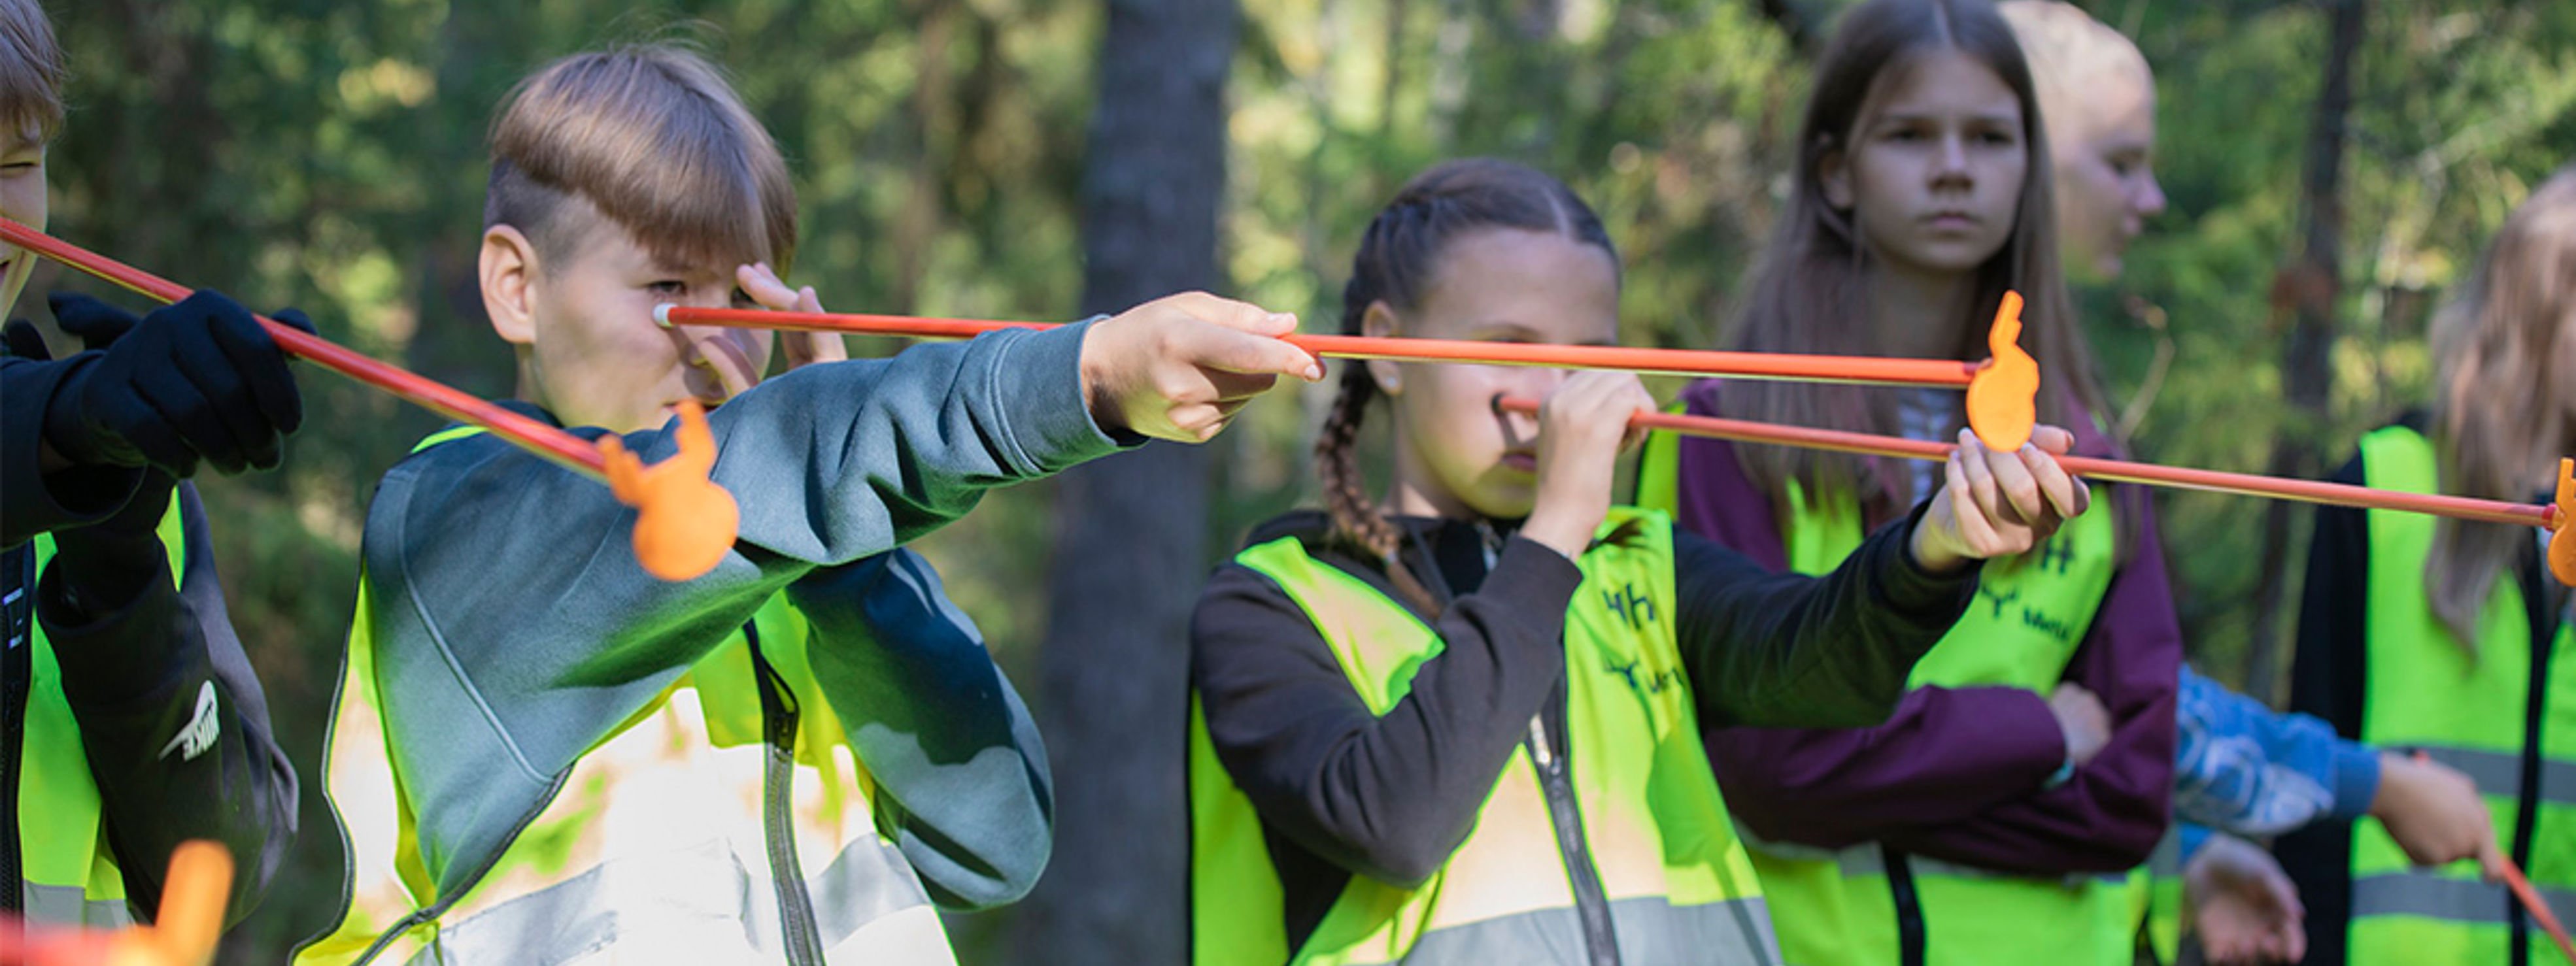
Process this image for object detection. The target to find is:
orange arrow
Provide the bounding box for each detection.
[1499,398,2569,580]
[0,219,737,581]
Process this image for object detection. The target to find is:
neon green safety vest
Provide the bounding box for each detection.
[2143,827,2184,964]
[1640,432,2145,966]
[2343,424,2576,965]
[297,426,955,965]
[1188,508,1775,965]
[10,501,187,926]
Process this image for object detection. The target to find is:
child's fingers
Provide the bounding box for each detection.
[736,263,800,311]
[2029,424,2076,456]
[1954,429,2023,529]
[1206,368,1281,403]
[2016,442,2086,520]
[1183,321,1323,381]
[1162,291,1299,337]
[1978,439,2048,526]
[1943,449,2003,551]
[685,329,759,399]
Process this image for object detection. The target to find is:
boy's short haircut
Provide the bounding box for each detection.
[484,43,796,276]
[0,0,67,142]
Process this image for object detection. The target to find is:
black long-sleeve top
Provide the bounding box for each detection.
[2,351,300,925]
[1190,507,1979,949]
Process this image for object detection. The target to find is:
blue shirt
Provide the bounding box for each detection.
[2174,663,2381,859]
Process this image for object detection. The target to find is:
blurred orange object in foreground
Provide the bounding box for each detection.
[0,841,231,966]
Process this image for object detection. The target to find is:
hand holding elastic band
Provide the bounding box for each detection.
[41,290,313,478]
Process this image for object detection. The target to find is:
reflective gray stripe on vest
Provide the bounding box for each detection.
[21,881,133,927]
[1336,895,1780,966]
[2352,870,2576,927]
[404,833,930,964]
[2414,745,2576,807]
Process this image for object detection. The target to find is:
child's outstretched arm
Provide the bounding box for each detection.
[1681,427,2088,725]
[360,293,1312,900]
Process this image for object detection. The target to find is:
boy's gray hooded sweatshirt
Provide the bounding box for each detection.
[337,322,1119,923]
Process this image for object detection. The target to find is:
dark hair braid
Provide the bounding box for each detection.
[1313,158,1618,611]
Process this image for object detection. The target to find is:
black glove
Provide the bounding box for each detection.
[2,318,50,359]
[39,291,314,478]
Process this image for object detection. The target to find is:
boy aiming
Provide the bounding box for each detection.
[298,44,1312,964]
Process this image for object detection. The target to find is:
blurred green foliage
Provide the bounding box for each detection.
[25,0,2573,960]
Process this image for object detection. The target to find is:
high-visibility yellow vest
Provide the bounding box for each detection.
[296,426,955,965]
[2143,827,2185,963]
[1188,508,1776,965]
[2341,424,2576,965]
[1744,479,2145,966]
[8,503,186,926]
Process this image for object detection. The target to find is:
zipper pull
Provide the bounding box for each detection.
[1527,714,1554,771]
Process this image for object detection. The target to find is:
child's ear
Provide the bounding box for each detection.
[1819,146,1855,210]
[480,225,539,346]
[1361,299,1403,397]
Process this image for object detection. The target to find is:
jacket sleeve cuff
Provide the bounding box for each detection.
[1874,501,1983,618]
[2328,739,2383,822]
[1491,535,1587,606]
[989,318,1136,475]
[1,355,142,542]
[40,552,201,708]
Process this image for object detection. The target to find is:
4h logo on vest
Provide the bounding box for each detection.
[1602,656,1686,700]
[1601,582,1657,630]
[2034,531,2076,575]
[1976,582,2082,644]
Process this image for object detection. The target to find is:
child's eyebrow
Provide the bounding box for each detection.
[1466,322,1612,348]
[1876,110,2020,126]
[1465,321,1550,341]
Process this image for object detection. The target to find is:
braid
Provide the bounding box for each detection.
[1314,361,1436,612]
[1317,209,1438,612]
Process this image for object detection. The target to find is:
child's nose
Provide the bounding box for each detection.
[2135,174,2169,218]
[1937,135,1972,178]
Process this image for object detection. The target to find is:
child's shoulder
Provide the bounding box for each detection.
[1238,509,1335,556]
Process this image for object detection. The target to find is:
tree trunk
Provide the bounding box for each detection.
[1013,1,1240,963]
[2244,0,2364,699]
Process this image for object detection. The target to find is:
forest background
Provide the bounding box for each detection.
[27,0,2576,961]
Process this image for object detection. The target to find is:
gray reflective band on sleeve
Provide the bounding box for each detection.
[21,882,133,928]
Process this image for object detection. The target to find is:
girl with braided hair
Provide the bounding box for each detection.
[1183,157,2093,965]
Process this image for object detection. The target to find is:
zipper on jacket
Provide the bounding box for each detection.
[1528,709,1621,966]
[2509,548,2554,966]
[747,623,826,965]
[3,546,32,915]
[1881,845,1927,966]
